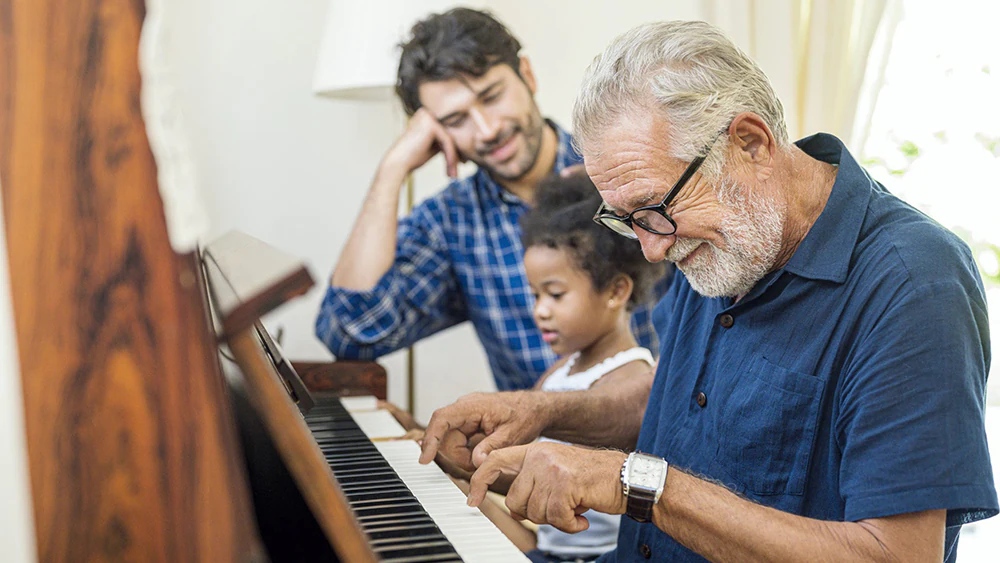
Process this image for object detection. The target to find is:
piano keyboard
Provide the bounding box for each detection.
[303,398,529,563]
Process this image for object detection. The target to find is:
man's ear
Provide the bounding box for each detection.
[519,56,538,95]
[728,112,776,183]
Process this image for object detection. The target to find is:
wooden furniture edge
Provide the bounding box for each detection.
[292,360,388,400]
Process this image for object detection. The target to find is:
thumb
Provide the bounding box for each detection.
[563,514,591,534]
[471,431,512,467]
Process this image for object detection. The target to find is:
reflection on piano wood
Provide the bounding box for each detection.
[205,231,530,562]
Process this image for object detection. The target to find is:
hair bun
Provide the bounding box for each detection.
[534,172,602,213]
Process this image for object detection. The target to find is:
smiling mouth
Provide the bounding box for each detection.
[486,134,519,161]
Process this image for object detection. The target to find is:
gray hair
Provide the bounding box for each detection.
[573,20,789,177]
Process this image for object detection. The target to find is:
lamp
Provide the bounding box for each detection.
[314,0,481,414]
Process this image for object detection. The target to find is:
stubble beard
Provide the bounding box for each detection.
[668,176,786,298]
[474,103,546,182]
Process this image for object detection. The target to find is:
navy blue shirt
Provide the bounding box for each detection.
[605,134,997,562]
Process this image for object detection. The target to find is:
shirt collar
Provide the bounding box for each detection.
[478,119,581,206]
[782,133,875,284]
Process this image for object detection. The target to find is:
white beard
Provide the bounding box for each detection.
[667,177,786,298]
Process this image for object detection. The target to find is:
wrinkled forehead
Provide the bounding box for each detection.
[582,113,682,212]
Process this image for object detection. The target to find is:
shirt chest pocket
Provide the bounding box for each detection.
[711,355,825,497]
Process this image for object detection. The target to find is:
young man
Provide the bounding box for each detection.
[316,8,663,391]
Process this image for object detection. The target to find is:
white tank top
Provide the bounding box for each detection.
[535,347,655,557]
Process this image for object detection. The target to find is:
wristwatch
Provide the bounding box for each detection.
[620,452,668,523]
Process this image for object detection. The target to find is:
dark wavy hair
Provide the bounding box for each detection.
[396,8,523,116]
[521,174,665,309]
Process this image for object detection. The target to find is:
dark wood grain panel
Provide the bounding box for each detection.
[0,1,262,561]
[293,360,388,399]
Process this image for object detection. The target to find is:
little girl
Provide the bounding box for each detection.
[519,173,665,563]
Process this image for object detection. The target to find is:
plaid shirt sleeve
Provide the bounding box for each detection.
[315,199,467,360]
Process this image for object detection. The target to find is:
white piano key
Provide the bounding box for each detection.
[375,440,529,563]
[351,409,407,439]
[340,395,379,413]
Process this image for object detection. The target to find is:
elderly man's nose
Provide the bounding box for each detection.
[636,229,673,263]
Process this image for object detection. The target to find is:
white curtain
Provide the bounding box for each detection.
[701,0,901,150]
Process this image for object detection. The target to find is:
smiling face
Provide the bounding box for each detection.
[419,60,546,182]
[524,245,624,356]
[585,110,786,298]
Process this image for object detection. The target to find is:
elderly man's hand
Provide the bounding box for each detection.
[467,443,628,533]
[418,391,550,469]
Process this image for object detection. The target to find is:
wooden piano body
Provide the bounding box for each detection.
[0,1,526,561]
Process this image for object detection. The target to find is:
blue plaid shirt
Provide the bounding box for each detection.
[316,122,662,391]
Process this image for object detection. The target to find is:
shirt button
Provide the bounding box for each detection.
[719,313,734,328]
[696,392,708,408]
[639,543,652,559]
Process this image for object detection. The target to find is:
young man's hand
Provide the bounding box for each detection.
[381,107,460,179]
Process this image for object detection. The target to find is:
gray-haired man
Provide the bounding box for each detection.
[420,20,996,563]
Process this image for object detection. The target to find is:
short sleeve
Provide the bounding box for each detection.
[837,279,997,526]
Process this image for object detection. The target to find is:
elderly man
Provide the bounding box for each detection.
[418,21,997,562]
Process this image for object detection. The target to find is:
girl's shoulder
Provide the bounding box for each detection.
[589,347,656,389]
[543,348,653,392]
[533,353,579,390]
[593,347,655,374]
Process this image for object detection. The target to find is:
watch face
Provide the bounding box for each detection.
[629,456,664,489]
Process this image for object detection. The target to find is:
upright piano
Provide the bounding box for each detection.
[0,1,528,561]
[203,231,529,562]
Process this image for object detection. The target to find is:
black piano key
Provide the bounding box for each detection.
[302,397,465,561]
[347,491,417,505]
[366,525,444,541]
[339,481,414,495]
[360,515,439,530]
[374,541,459,556]
[354,504,427,520]
[382,557,463,563]
[374,540,461,563]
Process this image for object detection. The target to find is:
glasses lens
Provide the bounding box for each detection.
[632,209,676,235]
[598,216,638,239]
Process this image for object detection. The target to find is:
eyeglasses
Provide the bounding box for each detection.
[592,133,722,240]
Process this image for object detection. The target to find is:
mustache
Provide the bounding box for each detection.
[666,237,705,263]
[477,124,520,156]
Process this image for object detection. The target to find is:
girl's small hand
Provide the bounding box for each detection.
[400,428,425,442]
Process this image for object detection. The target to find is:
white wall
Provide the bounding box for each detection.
[166,0,701,421]
[0,183,39,562]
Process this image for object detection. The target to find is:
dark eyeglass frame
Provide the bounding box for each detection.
[592,133,722,240]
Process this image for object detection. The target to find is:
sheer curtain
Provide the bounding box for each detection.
[701,0,901,150]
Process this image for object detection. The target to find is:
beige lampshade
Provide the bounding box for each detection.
[313,1,486,99]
